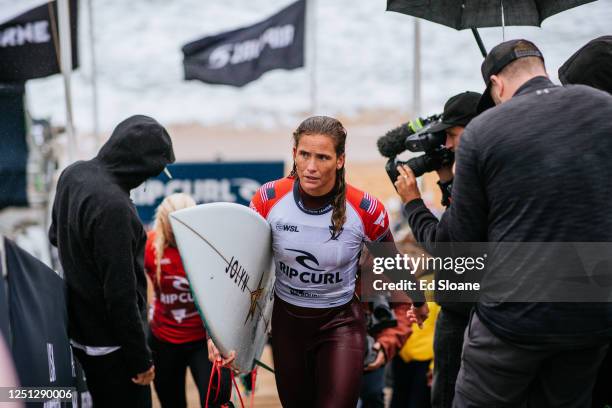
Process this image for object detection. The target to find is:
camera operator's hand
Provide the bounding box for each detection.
[364,342,386,372]
[436,165,454,183]
[395,165,421,203]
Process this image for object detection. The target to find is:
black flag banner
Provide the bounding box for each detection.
[0,83,28,209]
[182,0,305,87]
[3,239,85,405]
[0,0,79,82]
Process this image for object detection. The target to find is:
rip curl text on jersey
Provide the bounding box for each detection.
[250,177,389,308]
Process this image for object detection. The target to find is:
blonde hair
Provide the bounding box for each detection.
[152,193,196,285]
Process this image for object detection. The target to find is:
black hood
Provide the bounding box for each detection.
[96,115,175,190]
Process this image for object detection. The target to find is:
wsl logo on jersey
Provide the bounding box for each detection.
[276,223,300,232]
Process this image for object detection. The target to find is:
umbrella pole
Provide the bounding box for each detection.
[58,0,76,162]
[471,28,487,57]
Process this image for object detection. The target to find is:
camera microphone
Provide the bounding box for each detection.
[376,115,440,158]
[376,124,415,158]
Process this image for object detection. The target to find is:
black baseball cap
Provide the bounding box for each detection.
[477,39,544,113]
[558,35,612,94]
[428,91,482,134]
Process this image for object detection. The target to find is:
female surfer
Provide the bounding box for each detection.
[210,116,428,407]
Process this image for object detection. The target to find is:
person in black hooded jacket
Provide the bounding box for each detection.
[394,91,481,408]
[49,115,175,407]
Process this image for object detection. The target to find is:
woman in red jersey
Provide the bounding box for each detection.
[210,116,428,408]
[145,193,232,408]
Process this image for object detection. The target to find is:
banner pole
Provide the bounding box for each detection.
[87,0,100,151]
[307,0,317,114]
[58,0,76,162]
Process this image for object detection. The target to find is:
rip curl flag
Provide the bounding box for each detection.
[182,0,305,87]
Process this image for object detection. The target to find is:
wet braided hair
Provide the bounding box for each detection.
[289,116,347,239]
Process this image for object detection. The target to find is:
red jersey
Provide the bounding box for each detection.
[145,231,206,344]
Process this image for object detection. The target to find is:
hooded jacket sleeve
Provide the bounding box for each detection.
[91,202,152,375]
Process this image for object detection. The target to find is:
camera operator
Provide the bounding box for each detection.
[393,91,481,408]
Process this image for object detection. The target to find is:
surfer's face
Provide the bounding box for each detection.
[293,134,345,197]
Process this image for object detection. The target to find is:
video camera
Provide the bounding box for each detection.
[377,114,455,182]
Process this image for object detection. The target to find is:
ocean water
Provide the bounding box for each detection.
[24,0,612,133]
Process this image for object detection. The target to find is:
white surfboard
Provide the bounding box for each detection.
[169,202,275,373]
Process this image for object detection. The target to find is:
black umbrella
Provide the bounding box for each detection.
[387,0,597,56]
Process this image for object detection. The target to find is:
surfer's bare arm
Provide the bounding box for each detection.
[207,338,236,367]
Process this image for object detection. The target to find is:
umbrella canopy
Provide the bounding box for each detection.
[387,0,597,29]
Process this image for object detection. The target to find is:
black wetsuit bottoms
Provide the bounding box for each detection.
[271,295,366,408]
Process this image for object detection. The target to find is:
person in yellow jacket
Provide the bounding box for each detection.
[391,272,440,408]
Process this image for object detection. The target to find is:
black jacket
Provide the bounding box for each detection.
[404,199,451,255]
[49,115,175,374]
[403,198,473,317]
[448,76,612,344]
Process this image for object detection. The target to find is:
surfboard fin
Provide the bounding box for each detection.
[254,359,275,374]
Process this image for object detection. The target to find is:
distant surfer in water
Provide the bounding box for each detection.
[210,115,428,407]
[145,193,233,408]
